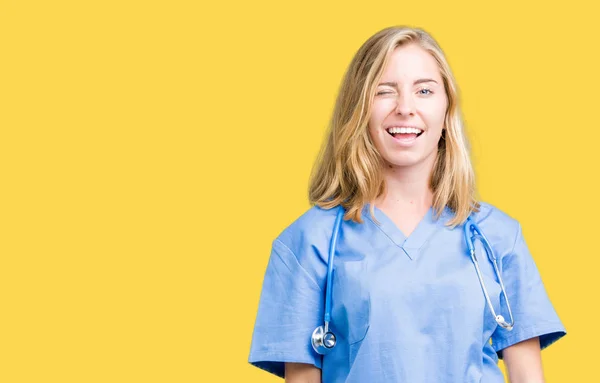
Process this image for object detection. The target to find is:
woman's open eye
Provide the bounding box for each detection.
[377,89,432,96]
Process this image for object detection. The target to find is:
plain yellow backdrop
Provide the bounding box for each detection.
[1,0,597,381]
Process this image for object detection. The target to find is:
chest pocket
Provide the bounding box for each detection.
[331,259,371,346]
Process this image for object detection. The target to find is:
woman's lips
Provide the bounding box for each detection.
[388,132,421,146]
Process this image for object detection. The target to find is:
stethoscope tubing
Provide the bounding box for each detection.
[324,207,345,331]
[313,207,514,355]
[464,217,515,330]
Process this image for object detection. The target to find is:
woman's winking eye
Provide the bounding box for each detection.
[375,88,433,96]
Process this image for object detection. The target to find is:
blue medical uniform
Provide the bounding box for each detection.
[248,202,566,382]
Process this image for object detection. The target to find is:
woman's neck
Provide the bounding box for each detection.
[374,160,434,213]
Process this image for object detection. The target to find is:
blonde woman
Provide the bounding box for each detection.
[248,26,566,382]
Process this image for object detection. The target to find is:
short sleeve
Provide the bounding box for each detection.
[491,223,567,359]
[248,238,324,378]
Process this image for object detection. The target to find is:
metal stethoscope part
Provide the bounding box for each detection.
[311,207,515,355]
[311,206,344,355]
[464,216,515,331]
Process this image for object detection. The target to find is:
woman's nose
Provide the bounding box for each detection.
[395,92,415,115]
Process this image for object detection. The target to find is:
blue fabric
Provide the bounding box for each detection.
[248,202,567,382]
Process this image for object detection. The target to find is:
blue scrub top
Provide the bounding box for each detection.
[248,202,567,382]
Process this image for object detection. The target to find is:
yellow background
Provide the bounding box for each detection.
[0,0,596,381]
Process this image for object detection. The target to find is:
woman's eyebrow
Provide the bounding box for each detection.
[378,79,438,87]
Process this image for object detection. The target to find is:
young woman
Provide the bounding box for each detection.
[248,26,566,382]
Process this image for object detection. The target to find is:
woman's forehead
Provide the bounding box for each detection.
[380,45,441,81]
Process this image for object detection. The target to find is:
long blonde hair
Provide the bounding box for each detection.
[308,26,480,228]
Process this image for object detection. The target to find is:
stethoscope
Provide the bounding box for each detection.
[311,206,515,355]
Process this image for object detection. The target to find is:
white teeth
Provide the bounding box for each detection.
[387,127,423,134]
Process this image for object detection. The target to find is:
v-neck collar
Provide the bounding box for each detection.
[362,203,450,261]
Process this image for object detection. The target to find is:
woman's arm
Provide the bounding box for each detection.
[503,336,545,383]
[285,362,321,383]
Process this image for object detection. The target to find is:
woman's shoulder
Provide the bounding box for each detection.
[471,200,522,251]
[272,204,343,265]
[472,201,519,226]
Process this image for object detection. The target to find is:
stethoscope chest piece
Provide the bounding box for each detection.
[311,206,345,355]
[311,325,337,354]
[310,208,516,358]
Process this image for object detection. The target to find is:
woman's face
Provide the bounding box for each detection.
[368,43,448,169]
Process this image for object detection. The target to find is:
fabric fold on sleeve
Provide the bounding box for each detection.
[491,223,567,359]
[248,238,324,378]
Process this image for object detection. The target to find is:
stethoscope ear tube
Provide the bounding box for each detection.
[312,209,515,356]
[464,217,515,331]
